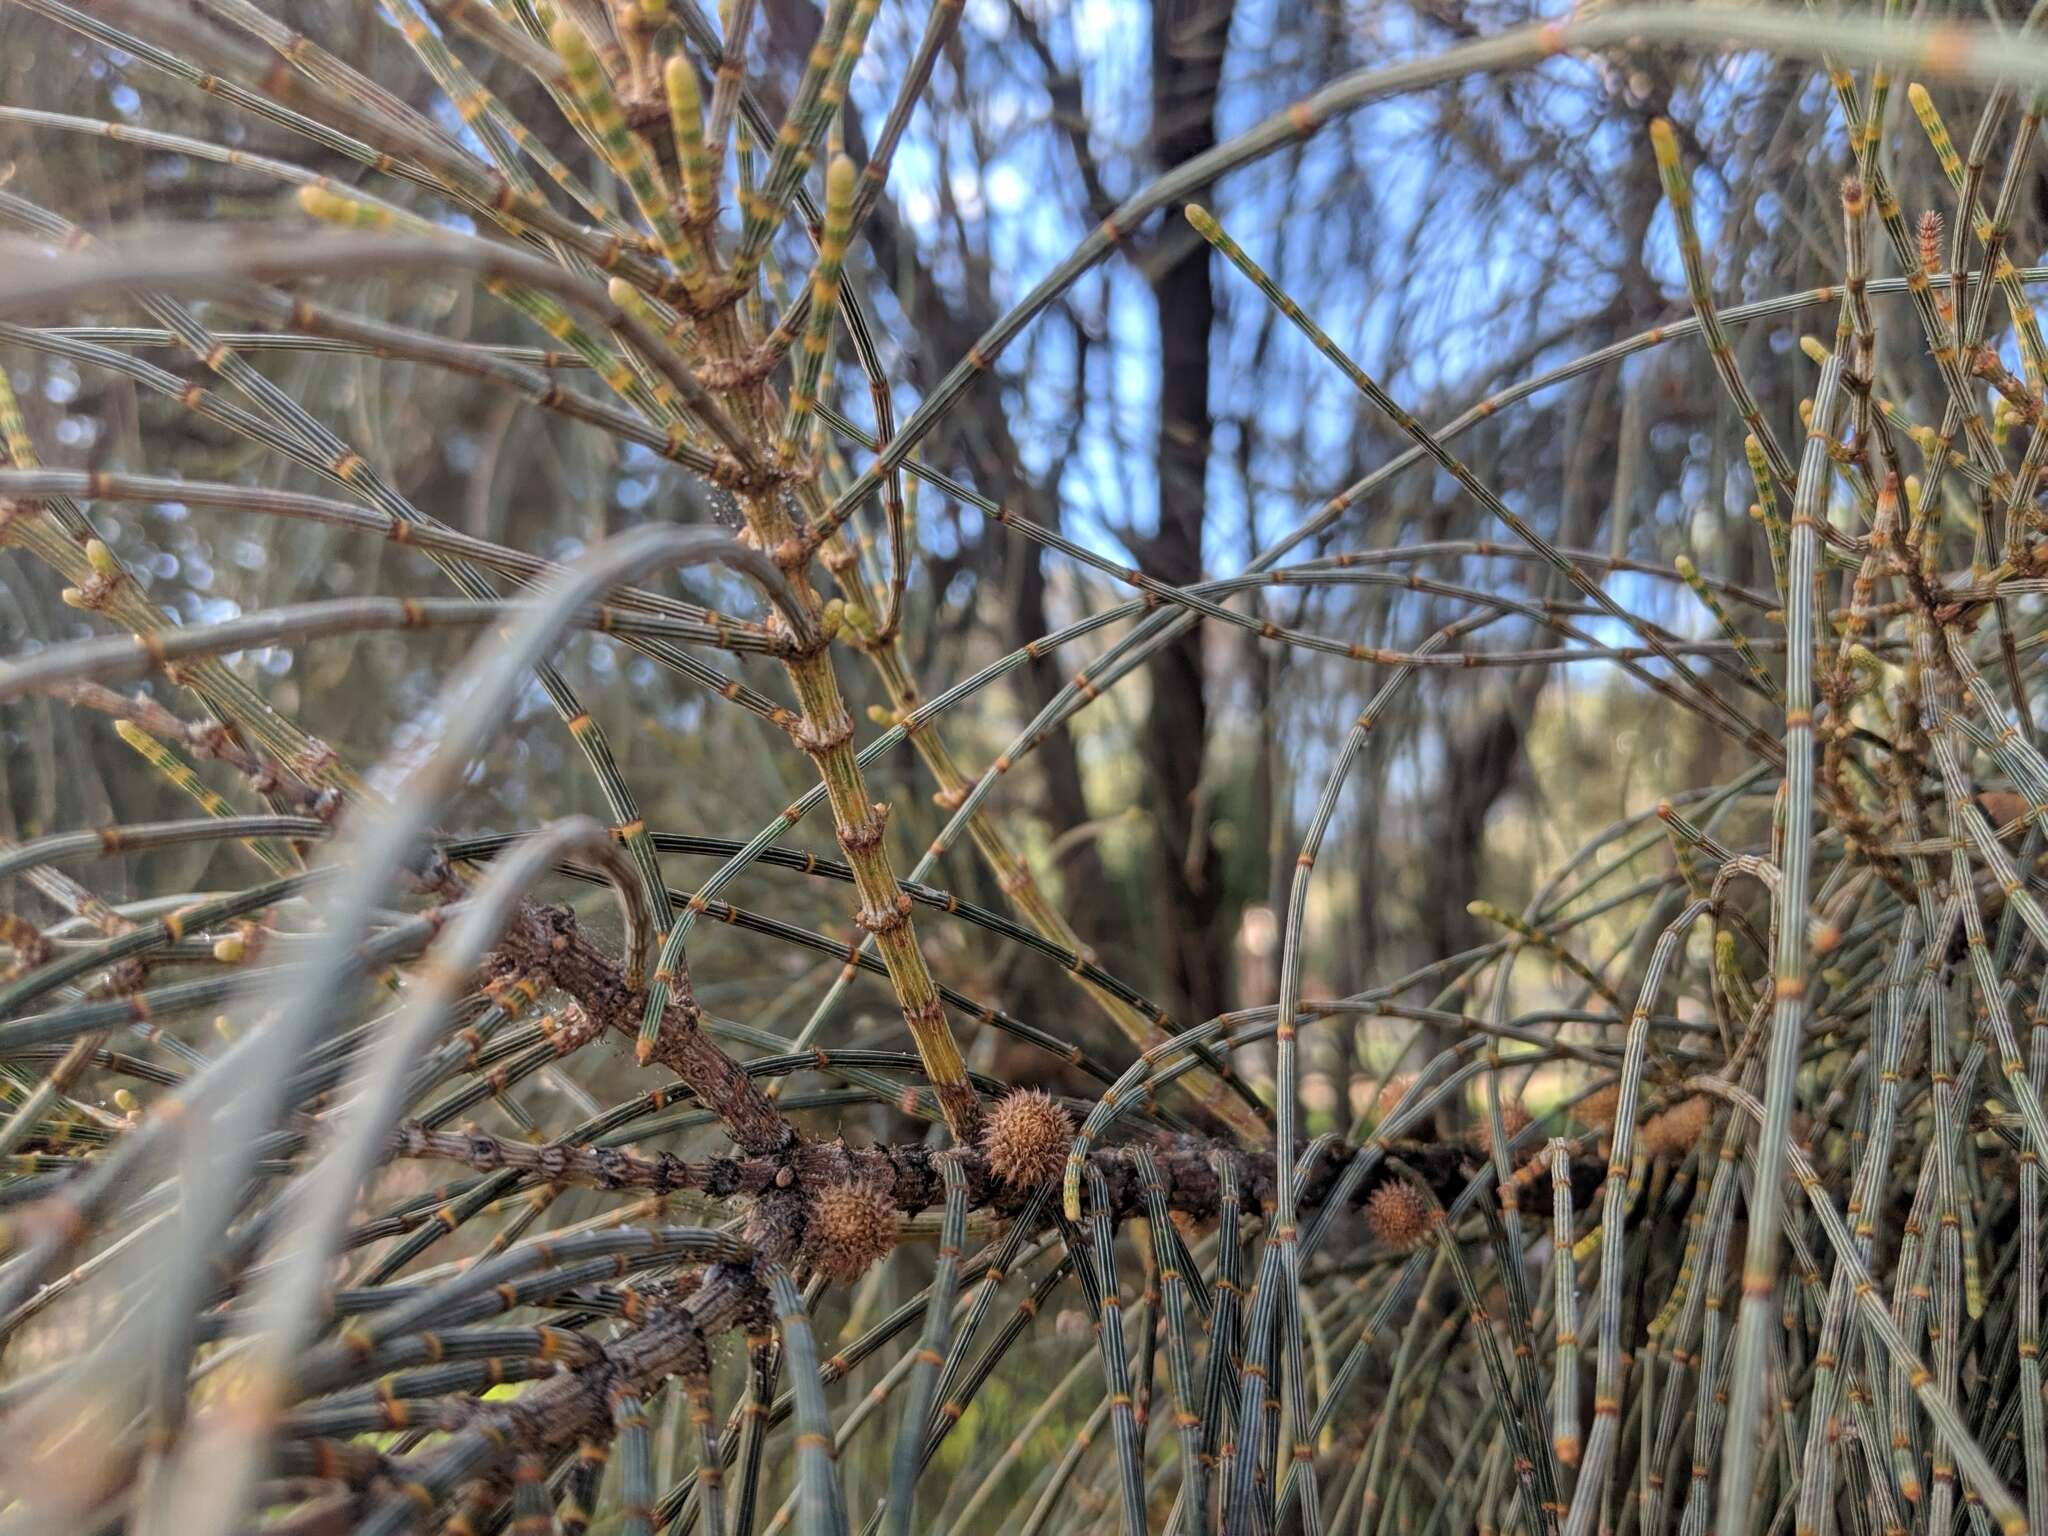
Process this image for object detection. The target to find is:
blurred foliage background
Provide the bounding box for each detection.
[11,0,1977,1115]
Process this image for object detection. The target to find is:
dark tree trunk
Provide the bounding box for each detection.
[1140,0,1236,1028]
[1006,534,1111,940]
[1426,687,1538,966]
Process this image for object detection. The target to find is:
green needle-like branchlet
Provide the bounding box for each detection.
[1650,119,1797,490]
[13,14,2048,1536]
[552,18,712,302]
[665,54,717,228]
[1676,552,1784,706]
[778,154,855,465]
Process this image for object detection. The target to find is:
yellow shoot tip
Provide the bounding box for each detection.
[1907,80,1934,111]
[1673,553,1696,578]
[84,537,117,578]
[550,16,592,66]
[298,186,384,229]
[665,54,701,113]
[1183,203,1218,238]
[825,153,856,215]
[1798,335,1829,364]
[608,276,664,321]
[635,1039,654,1066]
[1648,117,1679,166]
[112,720,150,749]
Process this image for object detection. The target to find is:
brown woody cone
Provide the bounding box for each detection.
[1470,1100,1531,1154]
[1640,1095,1713,1158]
[1364,1180,1438,1251]
[1374,1073,1418,1123]
[982,1088,1074,1187]
[805,1179,898,1284]
[1576,1082,1621,1131]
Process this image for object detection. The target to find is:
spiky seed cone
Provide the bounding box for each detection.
[1365,1180,1438,1251]
[982,1088,1074,1187]
[1470,1100,1531,1153]
[1374,1073,1418,1124]
[805,1179,898,1284]
[1640,1095,1713,1158]
[1979,789,2027,830]
[1576,1082,1621,1131]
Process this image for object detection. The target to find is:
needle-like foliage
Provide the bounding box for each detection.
[7,5,2048,1536]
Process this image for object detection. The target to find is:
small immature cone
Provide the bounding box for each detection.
[1978,790,2028,832]
[1373,1073,1418,1124]
[1364,1180,1437,1251]
[982,1088,1073,1188]
[1919,209,1944,275]
[1639,1095,1713,1158]
[805,1179,898,1284]
[1575,1081,1621,1131]
[1470,1099,1530,1154]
